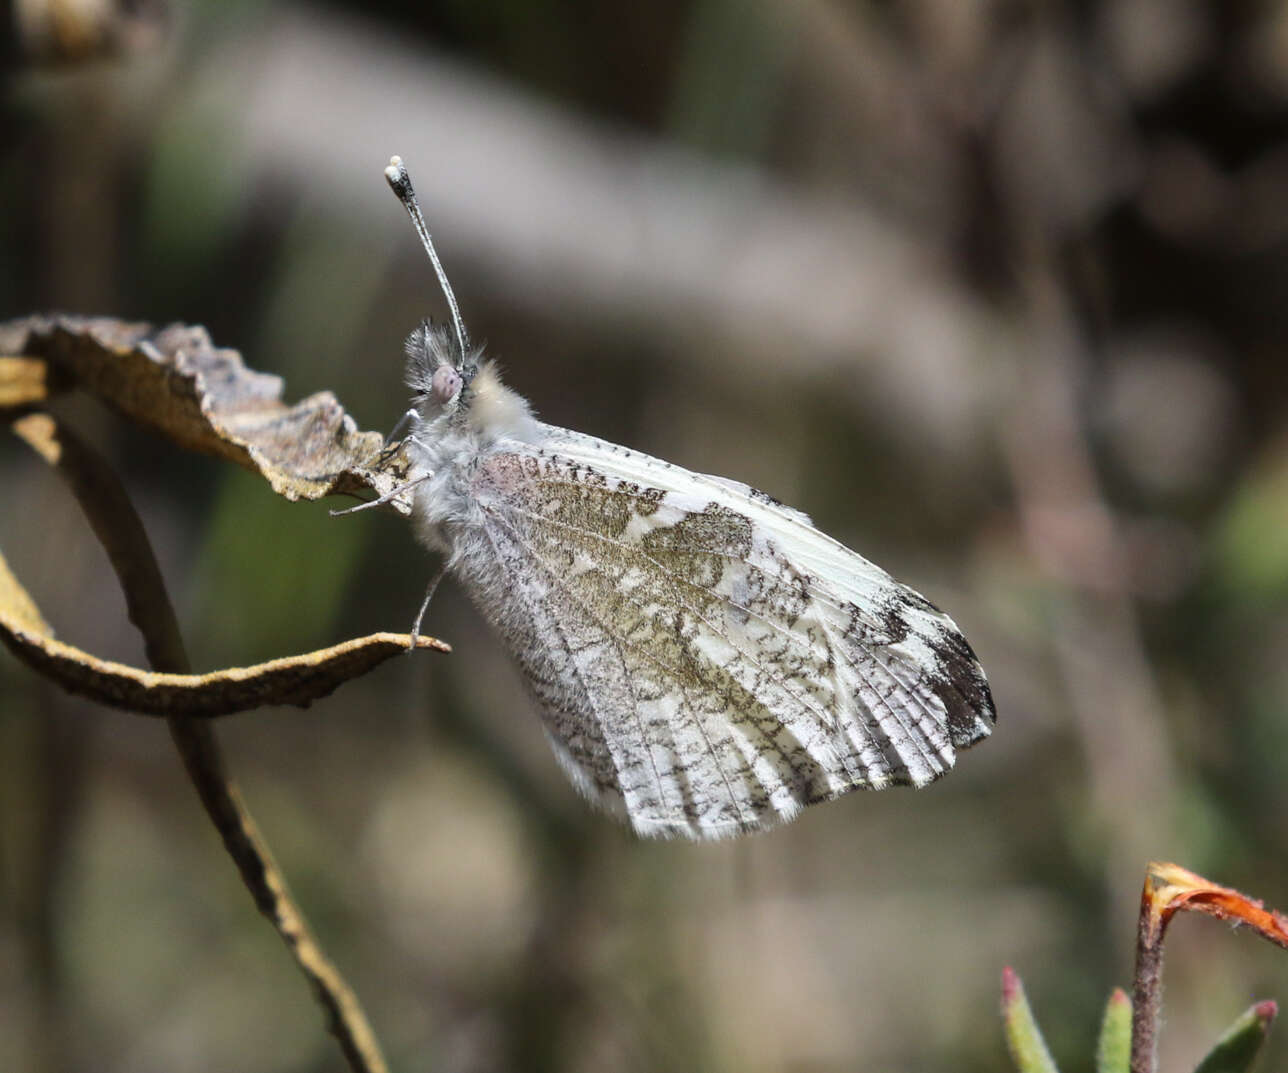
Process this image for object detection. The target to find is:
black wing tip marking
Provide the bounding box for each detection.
[912,598,996,747]
[883,589,997,750]
[938,637,997,749]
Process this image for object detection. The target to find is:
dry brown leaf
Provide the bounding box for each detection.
[1,610,449,717]
[0,314,410,511]
[1144,860,1288,950]
[0,548,447,717]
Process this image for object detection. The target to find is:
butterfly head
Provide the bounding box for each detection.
[403,316,537,444]
[404,318,474,418]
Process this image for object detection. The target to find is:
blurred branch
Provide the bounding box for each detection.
[9,0,168,66]
[1001,235,1177,929]
[222,6,1001,455]
[166,723,389,1073]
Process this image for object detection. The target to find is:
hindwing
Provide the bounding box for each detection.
[451,430,995,839]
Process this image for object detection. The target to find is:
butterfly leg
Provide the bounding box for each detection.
[409,563,447,649]
[329,473,432,517]
[375,408,420,464]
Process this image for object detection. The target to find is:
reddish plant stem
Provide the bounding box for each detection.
[1130,879,1169,1073]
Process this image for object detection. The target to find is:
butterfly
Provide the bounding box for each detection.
[347,156,996,840]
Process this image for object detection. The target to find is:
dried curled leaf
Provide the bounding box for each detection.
[0,550,447,717]
[0,314,409,510]
[1143,861,1288,951]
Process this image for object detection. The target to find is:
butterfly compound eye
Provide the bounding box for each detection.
[431,364,463,404]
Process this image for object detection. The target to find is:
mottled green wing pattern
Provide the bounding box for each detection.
[451,439,993,839]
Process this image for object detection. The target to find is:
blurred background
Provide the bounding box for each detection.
[4,1,1288,1070]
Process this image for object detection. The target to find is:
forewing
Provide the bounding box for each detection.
[541,427,995,750]
[456,433,994,839]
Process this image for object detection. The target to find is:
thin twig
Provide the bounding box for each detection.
[10,410,389,1073]
[166,722,388,1073]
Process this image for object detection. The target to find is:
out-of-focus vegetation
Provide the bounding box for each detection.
[1005,972,1277,1073]
[4,2,1288,1071]
[1005,861,1288,1073]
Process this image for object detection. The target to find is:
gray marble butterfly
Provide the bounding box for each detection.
[353,156,995,839]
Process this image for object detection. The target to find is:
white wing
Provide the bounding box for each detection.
[542,427,995,741]
[447,425,994,839]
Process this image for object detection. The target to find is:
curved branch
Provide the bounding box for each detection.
[8,409,392,1073]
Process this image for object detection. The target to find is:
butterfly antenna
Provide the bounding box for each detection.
[384,155,470,361]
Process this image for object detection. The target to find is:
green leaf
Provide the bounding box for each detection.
[1096,988,1131,1073]
[1192,1001,1277,1073]
[1001,967,1060,1073]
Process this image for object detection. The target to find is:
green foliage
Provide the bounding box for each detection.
[1095,988,1131,1073]
[1001,967,1060,1073]
[1193,1002,1278,1073]
[1004,976,1276,1073]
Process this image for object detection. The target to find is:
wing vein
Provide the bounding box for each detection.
[476,519,657,808]
[484,509,755,830]
[492,495,950,781]
[507,471,887,618]
[490,500,846,729]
